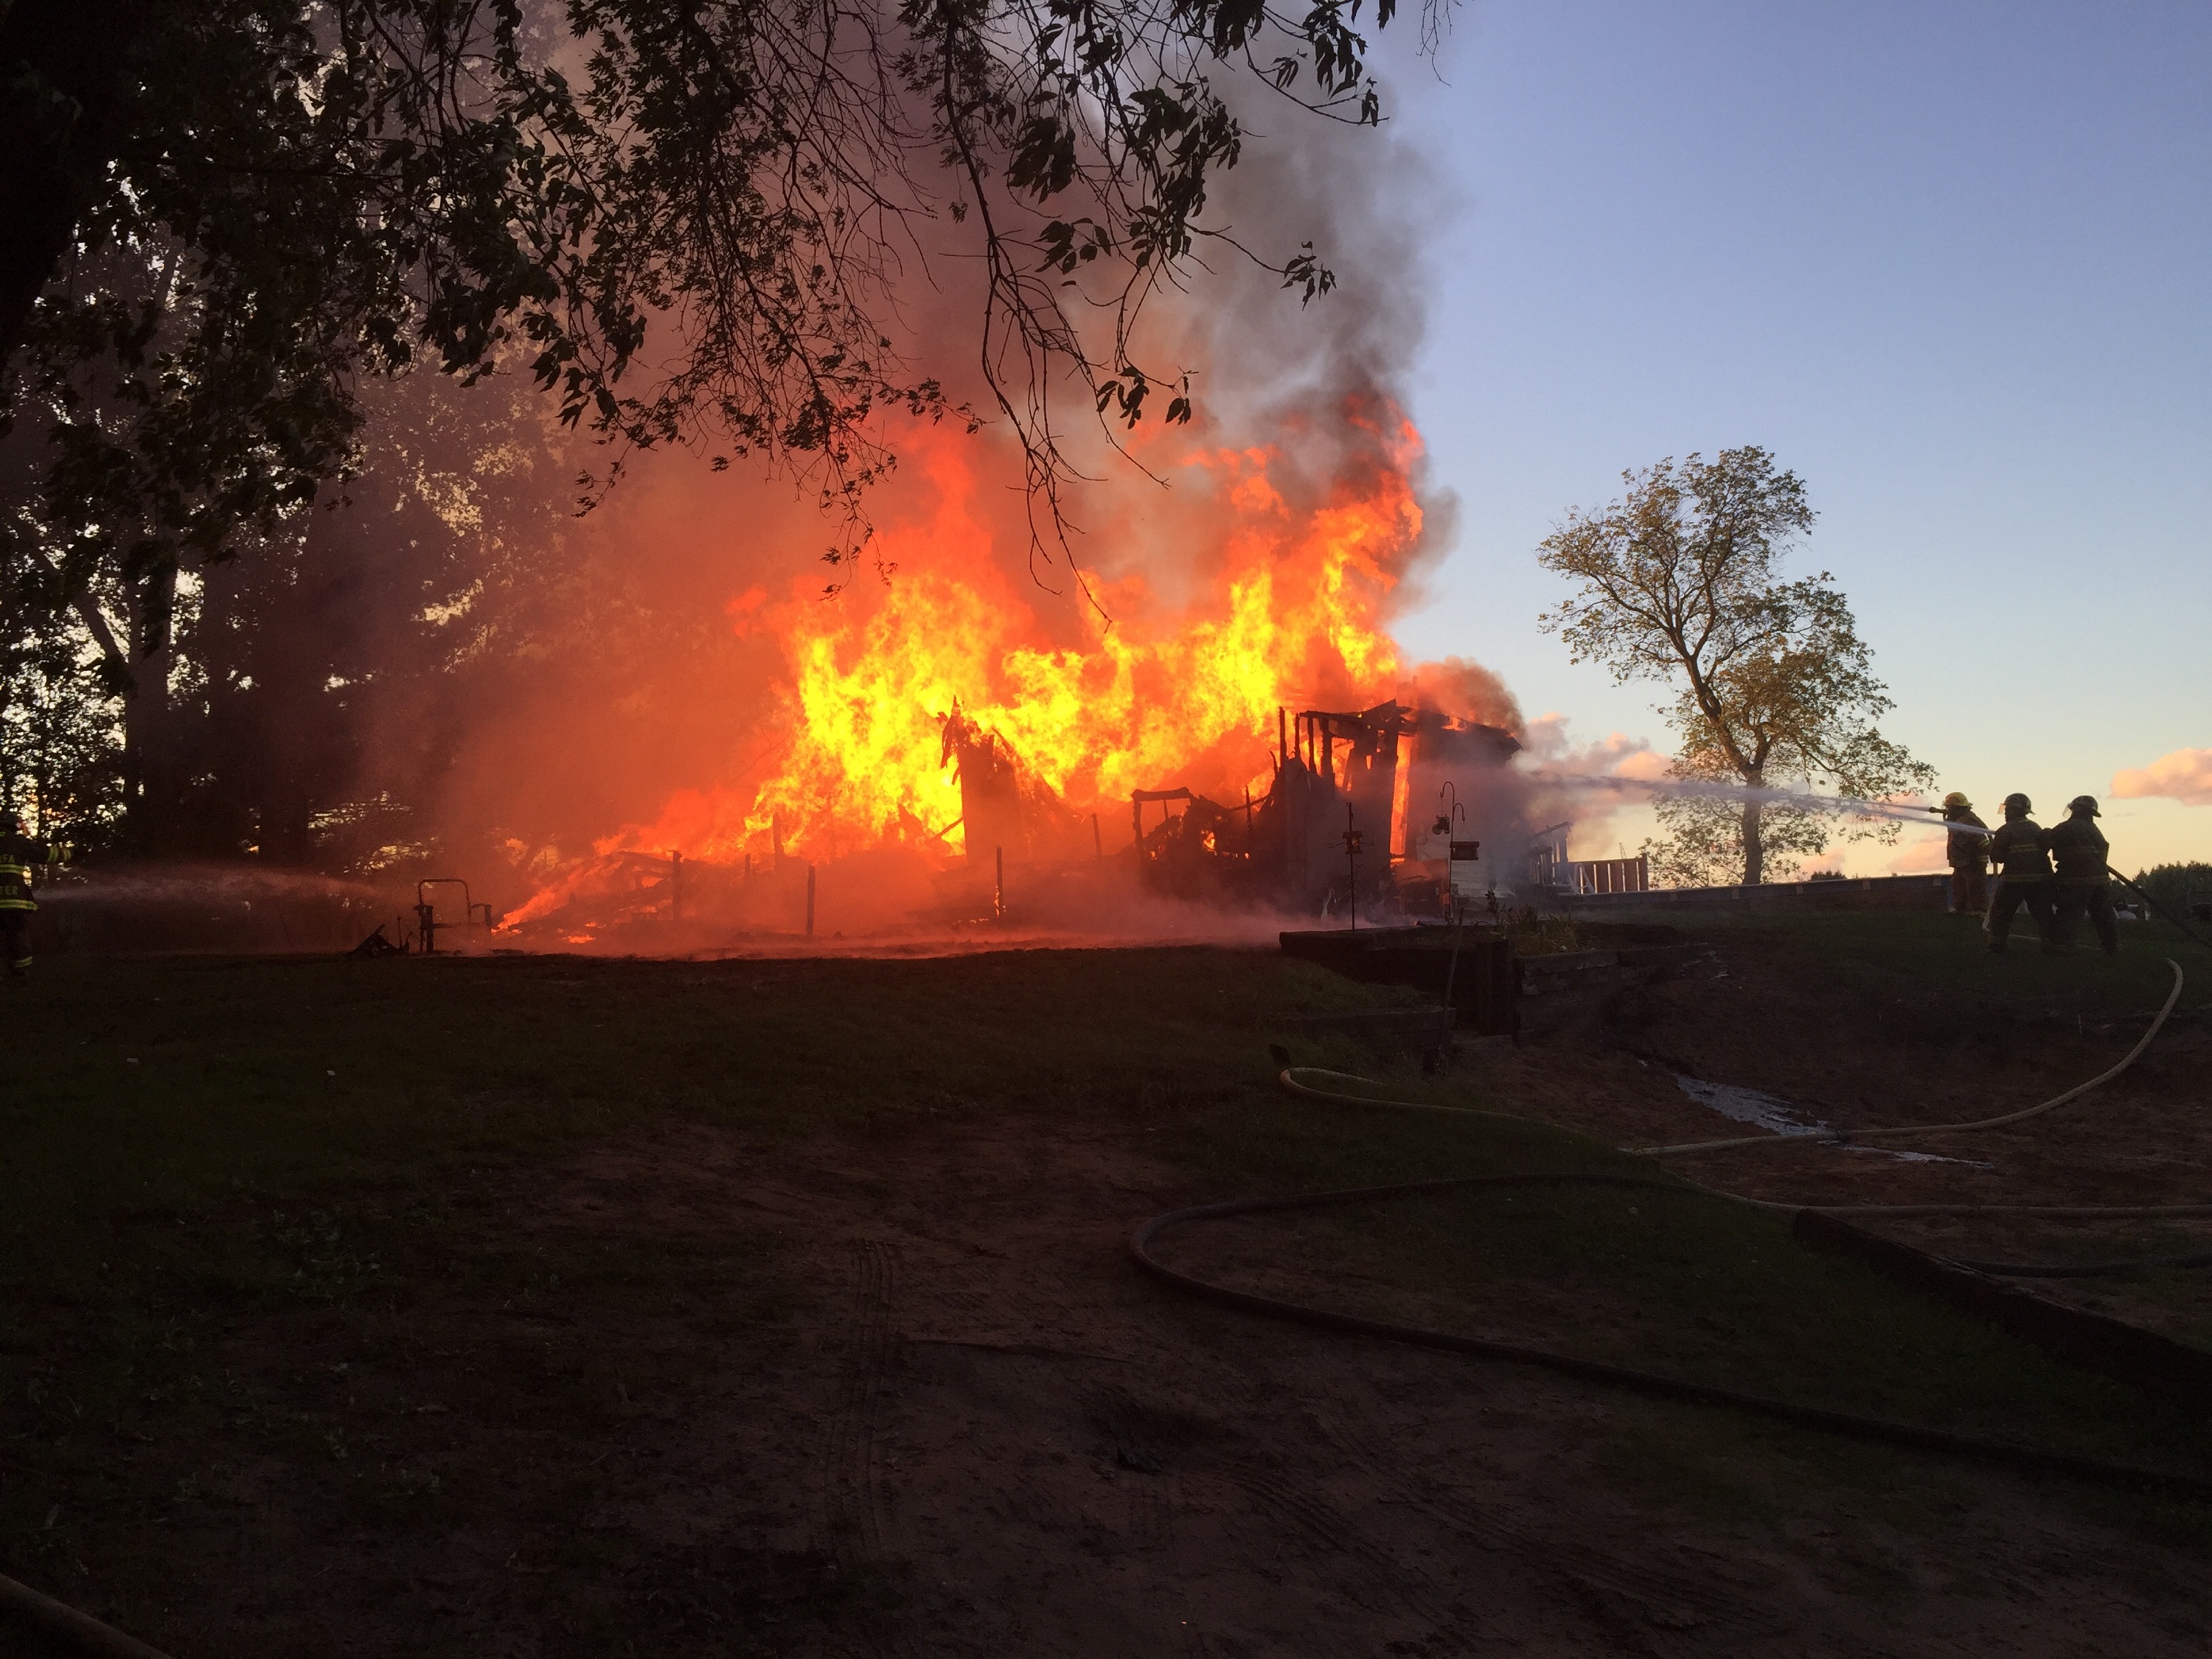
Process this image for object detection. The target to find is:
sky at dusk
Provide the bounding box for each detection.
[1379,1,2211,874]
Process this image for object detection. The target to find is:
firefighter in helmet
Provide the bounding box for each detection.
[2045,795,2120,956]
[1983,792,2054,953]
[1939,791,1989,916]
[0,809,53,976]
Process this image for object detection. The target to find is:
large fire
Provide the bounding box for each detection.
[504,394,1432,929]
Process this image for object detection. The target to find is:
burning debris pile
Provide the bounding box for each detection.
[499,695,1526,945]
[496,401,1540,947]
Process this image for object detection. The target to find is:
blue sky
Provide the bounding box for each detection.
[1379,0,2211,871]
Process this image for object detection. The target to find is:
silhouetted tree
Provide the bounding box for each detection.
[4,0,1436,855]
[0,608,119,844]
[1537,448,1933,886]
[1,364,572,855]
[4,0,1427,566]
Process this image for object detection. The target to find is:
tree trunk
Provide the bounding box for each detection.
[0,684,17,821]
[1740,793,1764,886]
[117,565,178,855]
[0,0,153,373]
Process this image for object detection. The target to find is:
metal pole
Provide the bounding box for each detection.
[804,863,815,936]
[1092,813,1103,860]
[1442,894,1465,1016]
[1278,706,1288,765]
[1345,804,1359,932]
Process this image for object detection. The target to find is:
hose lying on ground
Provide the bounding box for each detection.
[1632,956,2185,1156]
[1285,961,2197,1259]
[1951,1247,2212,1279]
[1129,1181,2212,1500]
[0,1571,174,1659]
[2112,870,2212,954]
[1132,957,2212,1497]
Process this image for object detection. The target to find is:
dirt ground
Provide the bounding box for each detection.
[6,928,2210,1657]
[65,1105,2196,1659]
[1512,924,2212,1345]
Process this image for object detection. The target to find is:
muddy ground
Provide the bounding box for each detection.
[1544,921,2212,1345]
[4,924,2209,1657]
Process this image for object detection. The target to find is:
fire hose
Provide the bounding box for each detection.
[1630,955,2186,1157]
[0,1571,173,1659]
[1130,957,2212,1499]
[2110,869,2212,954]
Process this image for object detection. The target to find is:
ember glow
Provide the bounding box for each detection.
[504,394,1443,932]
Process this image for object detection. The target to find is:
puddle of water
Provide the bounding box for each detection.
[1841,1146,1981,1166]
[1674,1077,1822,1137]
[1672,1075,1988,1167]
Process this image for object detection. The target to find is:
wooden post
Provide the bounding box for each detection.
[1278,706,1288,766]
[1091,813,1103,860]
[805,863,815,936]
[994,846,1005,919]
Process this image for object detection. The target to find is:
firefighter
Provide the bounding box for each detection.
[1939,791,1989,916]
[2045,795,2120,956]
[1983,792,2054,953]
[0,810,52,976]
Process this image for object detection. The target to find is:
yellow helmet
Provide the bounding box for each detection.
[1941,791,1970,810]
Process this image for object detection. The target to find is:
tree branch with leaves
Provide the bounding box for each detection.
[3,0,1437,589]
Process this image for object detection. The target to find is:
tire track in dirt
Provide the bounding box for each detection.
[1203,1451,1500,1654]
[912,1239,1214,1659]
[1082,1381,1208,1659]
[1307,1392,1788,1656]
[818,1237,921,1659]
[1121,1467,1208,1659]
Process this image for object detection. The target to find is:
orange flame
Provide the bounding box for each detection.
[506,397,1429,924]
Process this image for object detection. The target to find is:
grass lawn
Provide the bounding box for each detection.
[3,922,2208,1652]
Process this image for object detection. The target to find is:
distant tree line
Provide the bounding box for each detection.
[2132,863,2212,922]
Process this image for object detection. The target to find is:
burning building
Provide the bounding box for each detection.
[497,400,1537,944]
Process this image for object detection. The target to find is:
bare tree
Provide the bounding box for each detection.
[1537,448,1932,886]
